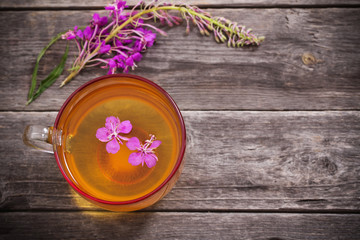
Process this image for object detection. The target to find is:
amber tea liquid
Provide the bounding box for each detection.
[55,77,182,202]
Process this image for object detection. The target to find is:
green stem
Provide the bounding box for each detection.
[60,69,80,87]
[106,6,239,43]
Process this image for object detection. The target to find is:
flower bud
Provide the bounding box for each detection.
[173,16,183,24]
[258,36,265,42]
[166,19,174,27]
[191,17,197,25]
[203,29,210,36]
[206,24,213,31]
[220,35,227,43]
[227,39,231,48]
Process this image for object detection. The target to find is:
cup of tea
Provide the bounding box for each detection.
[23,74,186,211]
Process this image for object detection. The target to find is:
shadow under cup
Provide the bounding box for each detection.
[53,74,186,211]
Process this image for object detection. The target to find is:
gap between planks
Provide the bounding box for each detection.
[2,208,360,214]
[1,109,360,113]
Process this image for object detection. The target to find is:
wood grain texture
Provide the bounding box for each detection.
[1,8,360,111]
[1,3,359,238]
[1,0,360,8]
[1,111,359,211]
[1,212,360,240]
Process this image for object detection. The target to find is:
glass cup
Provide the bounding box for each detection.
[23,74,186,211]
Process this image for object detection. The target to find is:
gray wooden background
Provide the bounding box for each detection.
[0,0,359,239]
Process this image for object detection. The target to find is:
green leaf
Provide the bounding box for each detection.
[27,31,66,101]
[26,44,69,105]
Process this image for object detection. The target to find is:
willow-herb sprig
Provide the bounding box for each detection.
[27,0,264,105]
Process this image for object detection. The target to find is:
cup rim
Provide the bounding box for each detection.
[53,74,186,205]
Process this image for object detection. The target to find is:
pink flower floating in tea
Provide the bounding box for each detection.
[96,116,161,168]
[126,135,162,168]
[96,116,132,154]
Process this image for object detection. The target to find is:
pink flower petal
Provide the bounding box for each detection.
[144,153,157,168]
[128,152,143,166]
[96,127,110,142]
[117,120,132,134]
[132,52,142,62]
[99,43,111,54]
[126,137,140,150]
[149,140,161,149]
[105,116,120,130]
[125,56,134,67]
[106,138,120,154]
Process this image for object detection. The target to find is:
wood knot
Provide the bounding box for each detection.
[302,53,322,65]
[319,157,338,175]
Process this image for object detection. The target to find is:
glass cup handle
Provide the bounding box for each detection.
[23,125,54,153]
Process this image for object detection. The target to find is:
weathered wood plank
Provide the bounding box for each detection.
[1,0,360,8]
[0,111,359,211]
[1,212,359,240]
[1,8,360,111]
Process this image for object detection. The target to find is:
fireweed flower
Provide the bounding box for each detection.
[83,26,94,40]
[123,52,142,72]
[92,13,108,27]
[105,0,128,16]
[126,135,162,168]
[106,58,118,74]
[58,0,264,87]
[140,28,156,48]
[62,26,82,40]
[96,116,132,154]
[98,42,112,54]
[95,115,161,168]
[27,0,264,104]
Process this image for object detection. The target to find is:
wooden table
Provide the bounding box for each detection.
[1,0,360,239]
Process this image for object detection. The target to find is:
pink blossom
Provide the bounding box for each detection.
[83,26,94,40]
[92,13,108,27]
[126,135,161,168]
[96,116,132,154]
[99,41,112,54]
[125,52,142,67]
[105,0,128,17]
[62,26,81,40]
